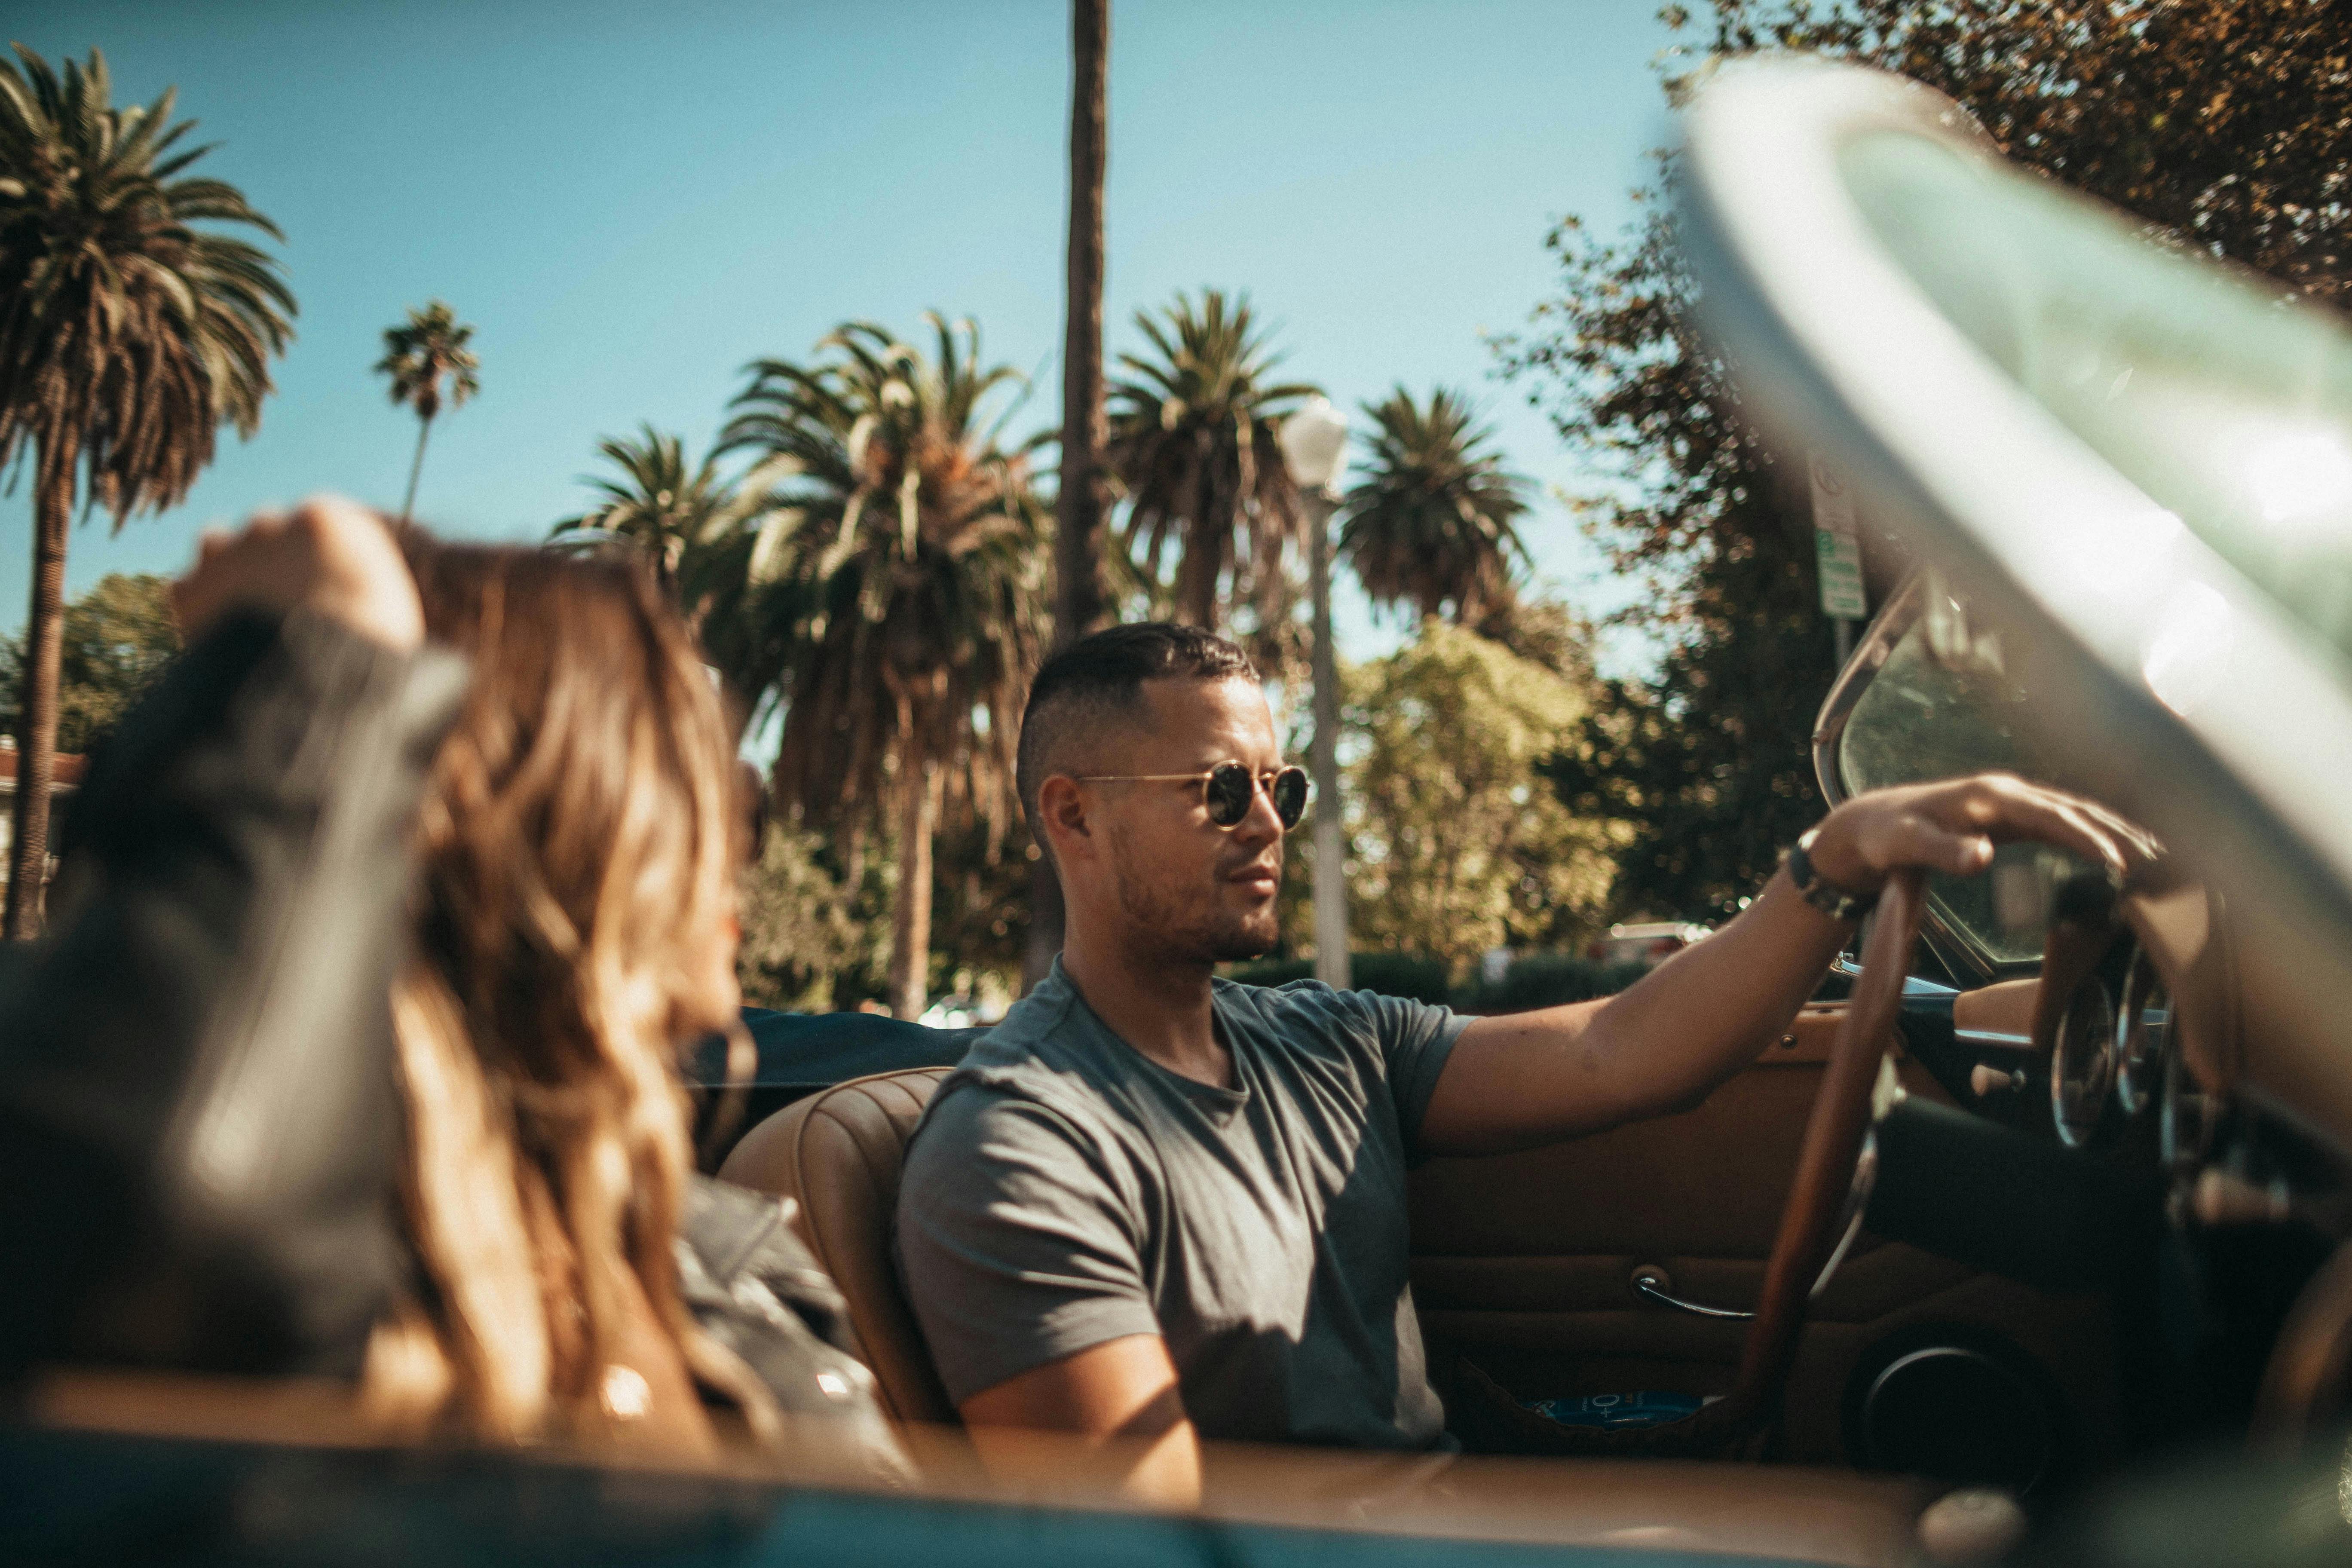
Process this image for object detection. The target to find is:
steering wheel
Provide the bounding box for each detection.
[1723,868,1926,1428]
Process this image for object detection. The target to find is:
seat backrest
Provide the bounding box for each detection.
[716,1067,957,1425]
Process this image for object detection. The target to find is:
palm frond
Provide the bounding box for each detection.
[1103,287,1317,629]
[700,313,1049,847]
[1337,385,1531,628]
[0,44,294,524]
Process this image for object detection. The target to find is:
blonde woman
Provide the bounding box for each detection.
[0,498,897,1471]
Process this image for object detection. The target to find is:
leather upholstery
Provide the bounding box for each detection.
[717,1067,957,1424]
[717,1003,2119,1467]
[1407,1001,2119,1463]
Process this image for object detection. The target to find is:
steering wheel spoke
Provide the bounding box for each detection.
[1725,871,1928,1430]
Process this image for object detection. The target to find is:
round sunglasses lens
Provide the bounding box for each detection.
[1204,763,1255,826]
[1271,768,1308,828]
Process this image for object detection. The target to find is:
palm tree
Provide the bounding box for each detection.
[0,46,294,938]
[715,314,1048,1018]
[548,423,785,591]
[1339,386,1531,628]
[375,300,478,523]
[1106,288,1317,631]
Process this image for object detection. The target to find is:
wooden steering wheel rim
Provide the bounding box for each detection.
[1729,869,1926,1423]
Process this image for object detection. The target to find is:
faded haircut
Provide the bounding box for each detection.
[1015,622,1258,848]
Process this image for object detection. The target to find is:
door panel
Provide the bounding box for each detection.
[1408,1001,2119,1465]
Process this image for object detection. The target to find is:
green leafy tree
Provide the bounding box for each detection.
[1695,0,2352,306]
[375,300,478,523]
[0,46,293,937]
[548,423,785,591]
[1339,386,1531,628]
[1106,288,1317,632]
[1503,0,2352,922]
[1316,619,1619,977]
[714,314,1048,1018]
[0,573,179,755]
[736,821,885,1012]
[736,809,1038,1015]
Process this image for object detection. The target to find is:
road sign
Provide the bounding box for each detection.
[1809,454,1868,619]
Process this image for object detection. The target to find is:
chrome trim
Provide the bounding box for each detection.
[1632,1277,1757,1322]
[1812,575,1924,813]
[1810,1127,1878,1302]
[1957,1028,2035,1053]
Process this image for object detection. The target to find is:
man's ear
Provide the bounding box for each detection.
[1037,775,1094,866]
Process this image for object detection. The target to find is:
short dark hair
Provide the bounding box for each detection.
[1016,622,1257,844]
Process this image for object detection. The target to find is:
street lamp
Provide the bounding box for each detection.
[1280,395,1351,992]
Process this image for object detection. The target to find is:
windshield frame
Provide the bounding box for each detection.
[1815,576,2031,986]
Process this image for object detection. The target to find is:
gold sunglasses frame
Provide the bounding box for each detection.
[1073,763,1310,829]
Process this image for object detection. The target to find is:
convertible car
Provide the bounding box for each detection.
[10,56,2352,1568]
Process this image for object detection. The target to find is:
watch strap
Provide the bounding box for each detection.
[1785,831,1879,922]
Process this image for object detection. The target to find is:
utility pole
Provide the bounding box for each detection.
[1280,397,1351,990]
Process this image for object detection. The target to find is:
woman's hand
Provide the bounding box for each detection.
[1805,773,2162,895]
[172,496,423,654]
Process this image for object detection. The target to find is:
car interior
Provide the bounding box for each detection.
[703,55,2352,1561]
[21,55,2352,1568]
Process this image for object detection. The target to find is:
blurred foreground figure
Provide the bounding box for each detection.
[0,499,901,1473]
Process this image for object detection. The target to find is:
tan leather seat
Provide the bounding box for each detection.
[717,1067,957,1424]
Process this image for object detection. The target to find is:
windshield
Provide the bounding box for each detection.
[1839,129,2352,683]
[1840,593,2095,968]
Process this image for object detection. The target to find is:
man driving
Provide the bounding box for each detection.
[895,622,2147,1502]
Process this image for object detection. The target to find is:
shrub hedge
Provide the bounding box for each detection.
[1456,952,1650,1015]
[1223,951,1453,1007]
[1222,950,1649,1014]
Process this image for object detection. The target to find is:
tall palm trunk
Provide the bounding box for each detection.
[1173,462,1227,628]
[1173,532,1222,628]
[1052,0,1110,645]
[888,738,941,1020]
[1026,0,1112,989]
[399,410,435,524]
[5,462,73,939]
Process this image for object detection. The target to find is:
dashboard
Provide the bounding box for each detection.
[1899,880,2236,1191]
[1889,876,2352,1441]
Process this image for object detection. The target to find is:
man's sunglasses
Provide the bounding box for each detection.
[1077,762,1311,830]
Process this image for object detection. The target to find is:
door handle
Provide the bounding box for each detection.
[1630,1265,1756,1321]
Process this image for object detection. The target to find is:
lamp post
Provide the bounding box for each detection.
[1280,395,1351,991]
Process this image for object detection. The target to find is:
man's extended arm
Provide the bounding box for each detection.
[1418,774,2157,1157]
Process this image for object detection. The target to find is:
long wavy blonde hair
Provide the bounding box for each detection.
[363,536,765,1449]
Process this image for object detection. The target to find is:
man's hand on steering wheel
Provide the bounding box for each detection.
[1804,773,2162,898]
[1423,772,2161,1161]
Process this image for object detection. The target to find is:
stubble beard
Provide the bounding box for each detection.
[1108,824,1280,966]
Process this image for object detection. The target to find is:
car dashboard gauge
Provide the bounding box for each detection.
[2049,972,2119,1148]
[2160,1001,2220,1180]
[2113,946,2173,1119]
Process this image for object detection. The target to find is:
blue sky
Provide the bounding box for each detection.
[10,0,1683,678]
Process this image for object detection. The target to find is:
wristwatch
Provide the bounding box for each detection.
[1785,829,1879,922]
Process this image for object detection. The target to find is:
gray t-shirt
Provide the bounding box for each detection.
[894,959,1469,1450]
